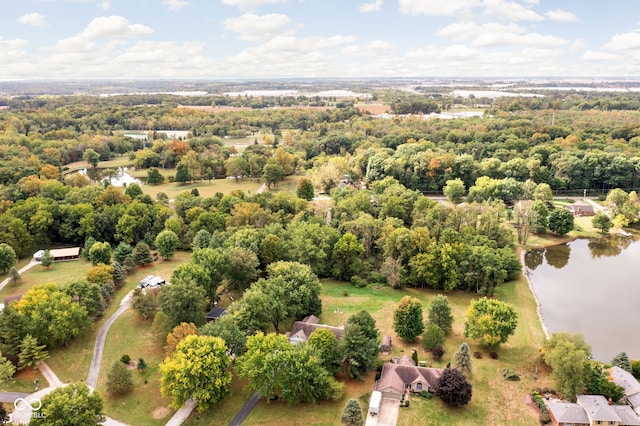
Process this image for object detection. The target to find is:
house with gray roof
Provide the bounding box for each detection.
[610,366,640,414]
[374,356,443,401]
[285,315,343,344]
[546,394,640,426]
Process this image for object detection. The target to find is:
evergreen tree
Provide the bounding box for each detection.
[113,242,133,264]
[132,242,153,266]
[428,294,453,334]
[8,267,21,287]
[175,163,190,183]
[340,320,378,380]
[422,324,445,351]
[454,342,472,375]
[612,351,632,373]
[296,177,315,201]
[40,249,53,269]
[146,167,164,185]
[191,229,211,251]
[18,334,48,371]
[137,358,147,371]
[112,261,126,288]
[341,398,364,426]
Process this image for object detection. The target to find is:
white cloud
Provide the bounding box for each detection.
[545,9,579,23]
[437,21,524,41]
[18,13,46,27]
[223,13,296,41]
[222,0,287,12]
[482,0,544,21]
[472,32,569,48]
[99,1,111,10]
[79,16,153,39]
[399,0,480,16]
[51,37,96,53]
[343,39,393,54]
[163,0,190,12]
[583,51,618,61]
[603,32,640,51]
[359,0,383,12]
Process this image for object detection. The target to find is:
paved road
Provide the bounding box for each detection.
[0,260,38,292]
[0,391,29,403]
[165,398,197,426]
[228,392,261,426]
[86,290,134,388]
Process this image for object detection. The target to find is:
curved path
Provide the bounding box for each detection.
[0,260,39,293]
[86,290,134,388]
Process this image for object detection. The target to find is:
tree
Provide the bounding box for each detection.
[331,233,364,281]
[155,230,179,260]
[88,241,111,266]
[86,263,114,285]
[533,183,553,203]
[453,342,472,374]
[612,351,632,373]
[307,328,341,374]
[83,148,100,169]
[548,208,574,235]
[340,316,379,380]
[106,360,133,395]
[443,178,465,203]
[199,316,246,356]
[164,322,198,356]
[592,213,612,234]
[341,398,364,426]
[15,284,91,347]
[175,163,190,183]
[30,382,105,426]
[422,324,445,351]
[428,295,453,334]
[137,358,147,371]
[158,282,207,327]
[0,353,15,387]
[160,335,232,411]
[435,368,472,407]
[225,156,248,182]
[112,261,126,288]
[132,241,153,266]
[263,160,285,189]
[191,229,211,251]
[586,363,624,402]
[147,167,164,185]
[296,177,314,201]
[152,311,173,343]
[464,298,518,350]
[113,242,133,264]
[132,287,158,320]
[393,296,424,343]
[237,332,344,403]
[40,249,53,269]
[8,267,21,287]
[62,279,105,318]
[0,244,16,274]
[0,403,8,426]
[542,333,592,401]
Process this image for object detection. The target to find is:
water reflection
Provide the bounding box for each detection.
[544,243,571,269]
[78,167,142,187]
[588,236,632,259]
[525,236,640,361]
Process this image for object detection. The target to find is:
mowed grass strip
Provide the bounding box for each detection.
[96,310,173,426]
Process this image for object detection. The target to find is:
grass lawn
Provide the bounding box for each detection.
[63,155,133,174]
[141,179,263,199]
[45,252,192,384]
[96,310,174,425]
[267,175,304,195]
[1,367,45,393]
[187,275,549,426]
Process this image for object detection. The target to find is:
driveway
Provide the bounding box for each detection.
[365,397,400,426]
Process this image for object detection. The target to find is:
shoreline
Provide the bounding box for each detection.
[519,248,550,339]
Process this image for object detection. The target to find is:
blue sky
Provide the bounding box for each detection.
[1,0,639,80]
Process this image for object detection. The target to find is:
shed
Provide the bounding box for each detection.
[563,203,595,216]
[206,307,227,322]
[33,247,81,262]
[380,335,392,353]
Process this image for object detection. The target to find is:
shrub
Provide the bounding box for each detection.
[502,368,521,381]
[474,351,483,359]
[540,413,551,424]
[120,354,131,364]
[420,391,433,399]
[432,344,445,360]
[489,351,499,359]
[342,290,349,297]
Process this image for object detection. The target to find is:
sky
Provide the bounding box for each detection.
[1,0,640,80]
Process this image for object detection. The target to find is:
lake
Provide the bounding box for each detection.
[78,167,143,187]
[525,236,640,361]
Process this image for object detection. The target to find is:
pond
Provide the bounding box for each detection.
[77,167,143,187]
[525,236,640,361]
